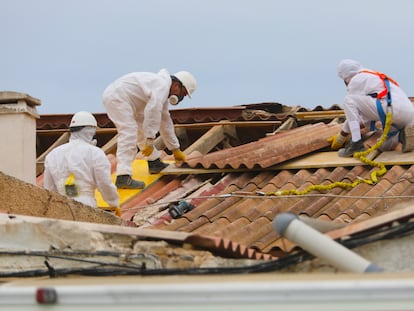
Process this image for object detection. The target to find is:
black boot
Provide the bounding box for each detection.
[115,175,145,189]
[148,158,169,174]
[338,139,365,157]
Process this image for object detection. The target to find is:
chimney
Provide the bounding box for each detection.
[0,91,41,185]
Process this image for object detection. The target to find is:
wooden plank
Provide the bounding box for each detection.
[261,149,414,169]
[175,121,282,128]
[276,151,370,169]
[295,110,345,120]
[161,150,414,175]
[375,150,414,164]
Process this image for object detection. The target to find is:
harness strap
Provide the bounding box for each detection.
[362,70,400,137]
[360,70,399,99]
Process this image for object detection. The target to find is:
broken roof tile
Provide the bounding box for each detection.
[34,104,414,261]
[185,123,341,169]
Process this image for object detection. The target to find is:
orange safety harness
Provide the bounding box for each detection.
[360,69,399,136]
[360,69,399,99]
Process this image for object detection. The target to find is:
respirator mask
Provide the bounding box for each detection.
[168,95,184,105]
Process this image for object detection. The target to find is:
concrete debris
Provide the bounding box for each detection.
[0,171,124,226]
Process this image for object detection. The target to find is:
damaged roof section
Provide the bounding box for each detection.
[31,101,414,267]
[184,122,341,169]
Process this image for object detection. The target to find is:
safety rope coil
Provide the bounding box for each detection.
[266,111,392,196]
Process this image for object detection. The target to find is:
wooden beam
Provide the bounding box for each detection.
[37,128,117,135]
[101,133,119,154]
[223,124,240,145]
[267,117,296,136]
[37,121,282,136]
[174,121,282,128]
[184,125,226,155]
[295,110,345,120]
[36,132,70,175]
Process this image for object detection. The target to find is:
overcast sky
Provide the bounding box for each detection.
[2,0,414,115]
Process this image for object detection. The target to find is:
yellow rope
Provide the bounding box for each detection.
[266,111,393,196]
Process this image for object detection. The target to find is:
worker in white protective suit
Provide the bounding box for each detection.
[102,69,196,189]
[328,59,414,157]
[44,111,120,215]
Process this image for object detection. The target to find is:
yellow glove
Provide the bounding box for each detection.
[173,149,186,162]
[114,207,122,217]
[327,133,349,150]
[141,138,154,157]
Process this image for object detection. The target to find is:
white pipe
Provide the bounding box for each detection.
[273,213,383,273]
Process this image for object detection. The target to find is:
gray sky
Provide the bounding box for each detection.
[2,0,414,114]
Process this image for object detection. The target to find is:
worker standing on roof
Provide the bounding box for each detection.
[328,59,414,157]
[44,111,120,214]
[102,69,196,189]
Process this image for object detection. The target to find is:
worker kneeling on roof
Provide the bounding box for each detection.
[328,59,414,157]
[44,111,120,213]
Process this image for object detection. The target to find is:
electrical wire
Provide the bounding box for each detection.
[1,219,413,277]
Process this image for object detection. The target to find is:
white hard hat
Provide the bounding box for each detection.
[174,71,197,98]
[337,59,362,81]
[70,111,97,128]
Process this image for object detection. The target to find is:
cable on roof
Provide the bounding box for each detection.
[0,218,413,277]
[264,110,393,196]
[136,112,402,213]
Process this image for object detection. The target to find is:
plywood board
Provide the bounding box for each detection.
[144,151,414,176]
[276,151,370,169]
[375,150,414,164]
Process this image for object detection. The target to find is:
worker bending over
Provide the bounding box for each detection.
[103,69,196,189]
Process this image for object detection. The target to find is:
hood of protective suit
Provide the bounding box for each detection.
[70,126,96,145]
[337,59,362,81]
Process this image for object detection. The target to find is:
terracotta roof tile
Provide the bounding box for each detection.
[35,104,414,261]
[146,162,414,258]
[121,176,181,220]
[185,235,275,260]
[185,123,341,169]
[239,218,274,246]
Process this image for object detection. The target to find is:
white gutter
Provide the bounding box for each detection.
[1,280,414,310]
[273,212,383,273]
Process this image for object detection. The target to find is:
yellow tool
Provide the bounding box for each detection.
[64,173,78,197]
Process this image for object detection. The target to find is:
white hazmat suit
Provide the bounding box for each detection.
[44,127,119,208]
[102,69,180,176]
[338,59,414,150]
